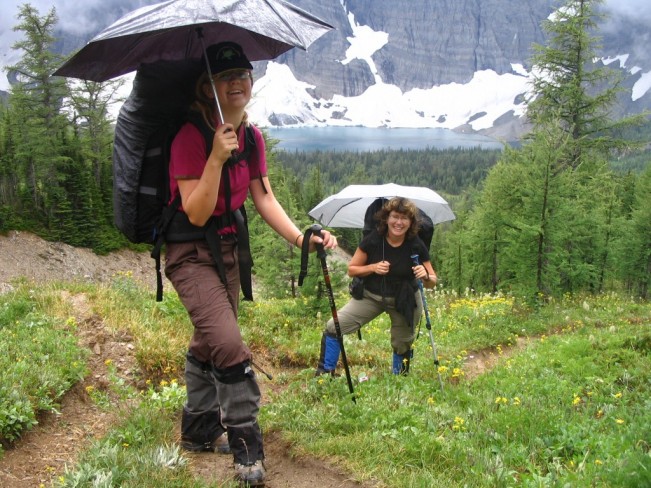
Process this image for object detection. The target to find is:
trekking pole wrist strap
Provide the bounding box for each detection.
[298,224,323,286]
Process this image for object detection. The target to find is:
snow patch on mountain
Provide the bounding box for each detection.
[247,14,534,130]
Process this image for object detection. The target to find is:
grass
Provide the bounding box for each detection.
[0,281,88,447]
[0,274,649,487]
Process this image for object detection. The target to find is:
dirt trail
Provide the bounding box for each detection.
[0,231,521,487]
[0,232,368,488]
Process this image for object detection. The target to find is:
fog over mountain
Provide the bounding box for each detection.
[2,0,650,141]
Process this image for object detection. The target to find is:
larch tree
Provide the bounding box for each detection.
[5,5,69,223]
[527,0,646,167]
[452,0,646,297]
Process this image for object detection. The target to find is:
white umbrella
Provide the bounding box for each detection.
[308,183,455,228]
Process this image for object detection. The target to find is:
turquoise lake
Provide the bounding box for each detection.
[265,126,505,152]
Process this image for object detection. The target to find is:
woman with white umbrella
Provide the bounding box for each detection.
[316,197,436,377]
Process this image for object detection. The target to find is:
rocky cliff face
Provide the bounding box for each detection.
[4,0,648,137]
[268,0,555,98]
[253,0,649,135]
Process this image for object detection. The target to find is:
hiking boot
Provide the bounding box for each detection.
[234,460,266,486]
[181,432,231,454]
[214,432,231,454]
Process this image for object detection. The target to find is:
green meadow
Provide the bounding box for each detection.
[1,273,649,487]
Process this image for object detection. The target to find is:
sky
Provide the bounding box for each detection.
[2,0,650,129]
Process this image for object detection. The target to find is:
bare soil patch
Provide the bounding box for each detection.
[463,336,530,381]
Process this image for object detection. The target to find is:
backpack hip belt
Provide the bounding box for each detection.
[151,206,253,302]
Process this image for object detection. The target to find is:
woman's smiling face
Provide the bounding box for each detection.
[209,69,253,109]
[387,211,411,238]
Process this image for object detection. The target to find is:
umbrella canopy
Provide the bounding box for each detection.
[53,0,334,82]
[309,183,456,228]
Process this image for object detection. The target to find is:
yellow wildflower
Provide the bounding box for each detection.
[452,417,465,431]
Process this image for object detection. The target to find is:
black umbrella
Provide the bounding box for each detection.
[53,0,333,123]
[53,0,333,82]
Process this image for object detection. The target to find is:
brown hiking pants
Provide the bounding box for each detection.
[164,237,250,368]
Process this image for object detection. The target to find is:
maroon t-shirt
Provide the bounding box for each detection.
[169,120,267,232]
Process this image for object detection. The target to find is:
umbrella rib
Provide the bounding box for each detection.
[325,198,363,225]
[262,0,307,50]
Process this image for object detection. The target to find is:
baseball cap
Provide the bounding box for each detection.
[205,42,253,75]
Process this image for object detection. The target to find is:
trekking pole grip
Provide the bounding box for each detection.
[309,224,327,259]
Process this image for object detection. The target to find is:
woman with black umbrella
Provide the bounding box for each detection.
[164,42,336,486]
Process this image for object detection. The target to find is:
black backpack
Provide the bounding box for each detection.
[113,59,201,245]
[113,60,257,301]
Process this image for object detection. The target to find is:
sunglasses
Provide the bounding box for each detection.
[213,70,252,82]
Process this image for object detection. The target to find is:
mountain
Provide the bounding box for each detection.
[2,0,650,142]
[248,0,651,140]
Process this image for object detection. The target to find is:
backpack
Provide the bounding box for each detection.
[113,59,201,245]
[112,59,257,301]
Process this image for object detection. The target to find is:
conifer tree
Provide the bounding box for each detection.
[4,5,69,234]
[527,0,645,167]
[618,165,651,298]
[454,0,646,297]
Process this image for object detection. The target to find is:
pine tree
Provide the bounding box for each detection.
[527,0,646,167]
[5,5,70,232]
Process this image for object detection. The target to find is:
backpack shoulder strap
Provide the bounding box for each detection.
[152,113,214,302]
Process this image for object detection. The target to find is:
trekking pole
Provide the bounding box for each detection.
[299,224,355,403]
[411,254,444,392]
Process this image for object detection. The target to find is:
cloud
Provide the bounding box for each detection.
[2,1,152,52]
[603,0,651,21]
[601,0,651,32]
[1,0,154,89]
